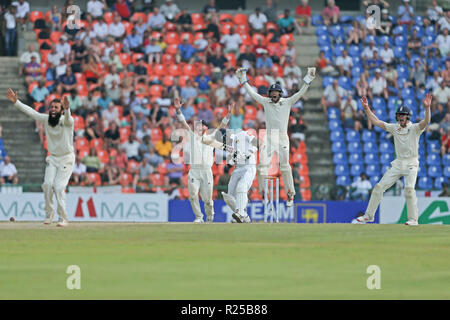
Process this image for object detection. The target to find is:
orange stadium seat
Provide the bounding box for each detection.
[301,189,311,201]
[149,84,163,98]
[122,187,136,193]
[272,64,284,77]
[292,152,308,164]
[225,53,237,68]
[180,32,194,44]
[97,149,109,164]
[114,42,123,53]
[130,12,147,23]
[220,23,233,35]
[191,13,204,24]
[127,160,140,173]
[233,14,248,25]
[151,31,162,39]
[30,11,44,22]
[178,75,189,87]
[244,105,257,120]
[119,53,131,65]
[104,12,114,24]
[152,64,167,77]
[161,53,175,65]
[165,32,180,45]
[280,33,295,46]
[73,115,85,131]
[254,75,269,88]
[50,31,62,43]
[123,21,133,34]
[28,82,38,94]
[193,23,206,32]
[266,22,278,31]
[165,21,177,32]
[300,175,311,188]
[120,173,133,186]
[90,138,104,150]
[157,161,168,175]
[119,126,131,143]
[78,148,89,159]
[183,63,198,77]
[87,173,102,186]
[236,24,250,35]
[150,127,162,143]
[166,43,178,55]
[219,13,233,23]
[135,83,149,98]
[252,33,266,46]
[131,53,145,64]
[163,75,175,86]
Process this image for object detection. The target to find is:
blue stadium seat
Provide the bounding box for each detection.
[332,141,346,153]
[333,153,348,165]
[374,108,387,121]
[425,25,436,36]
[427,141,440,154]
[349,152,364,165]
[403,98,417,111]
[388,109,397,122]
[434,176,447,189]
[340,15,353,23]
[312,15,324,26]
[336,175,351,187]
[346,129,360,142]
[335,164,349,176]
[365,34,377,45]
[414,16,424,26]
[363,141,378,153]
[379,141,394,153]
[381,164,390,174]
[380,153,394,165]
[372,97,386,109]
[348,44,361,57]
[323,76,334,88]
[426,154,441,166]
[418,164,427,177]
[394,35,408,47]
[411,25,424,37]
[330,25,345,40]
[416,89,426,102]
[387,96,402,110]
[370,175,380,186]
[328,119,341,131]
[423,35,436,47]
[351,65,362,77]
[362,130,376,142]
[394,46,406,60]
[393,25,407,36]
[401,87,415,100]
[352,56,362,68]
[443,154,450,166]
[338,76,352,90]
[428,165,442,178]
[379,35,393,46]
[317,34,331,46]
[333,44,346,57]
[347,141,362,153]
[350,164,364,177]
[444,166,450,178]
[418,176,433,190]
[364,153,379,165]
[315,25,329,36]
[366,164,380,177]
[330,130,345,142]
[328,107,340,120]
[397,65,409,79]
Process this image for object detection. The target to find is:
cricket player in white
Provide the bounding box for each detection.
[357,94,432,226]
[6,89,75,227]
[173,97,233,223]
[221,129,258,223]
[236,67,316,206]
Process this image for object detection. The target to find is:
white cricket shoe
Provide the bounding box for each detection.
[43,213,54,225]
[356,215,374,223]
[286,192,294,207]
[206,214,214,223]
[232,212,251,223]
[405,220,419,226]
[56,220,69,227]
[193,217,204,223]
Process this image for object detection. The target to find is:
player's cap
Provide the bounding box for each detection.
[268,83,283,93]
[395,106,412,120]
[375,68,381,73]
[200,120,209,128]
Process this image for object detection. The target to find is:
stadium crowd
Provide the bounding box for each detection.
[4,0,312,200]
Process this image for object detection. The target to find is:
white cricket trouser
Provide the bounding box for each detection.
[42,153,75,221]
[258,134,295,197]
[228,165,256,215]
[188,168,214,219]
[365,159,419,222]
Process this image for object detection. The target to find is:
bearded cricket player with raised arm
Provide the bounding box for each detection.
[235,67,316,206]
[173,97,233,223]
[357,93,432,226]
[6,88,75,227]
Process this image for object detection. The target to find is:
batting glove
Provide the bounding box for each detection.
[303,67,316,85]
[236,68,249,85]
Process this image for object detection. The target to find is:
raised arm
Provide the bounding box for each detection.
[360,96,387,130]
[215,101,234,130]
[236,68,267,105]
[173,97,192,132]
[419,93,432,131]
[62,96,74,127]
[6,88,47,123]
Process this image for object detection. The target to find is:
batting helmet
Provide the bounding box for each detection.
[268,83,283,94]
[395,106,412,121]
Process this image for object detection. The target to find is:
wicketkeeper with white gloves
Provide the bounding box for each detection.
[357,94,432,226]
[6,89,75,227]
[235,67,316,206]
[173,97,233,223]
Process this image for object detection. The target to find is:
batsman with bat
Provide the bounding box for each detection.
[6,88,75,227]
[357,93,433,225]
[235,67,316,206]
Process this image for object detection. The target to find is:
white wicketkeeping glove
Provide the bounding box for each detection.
[303,67,316,85]
[235,68,249,85]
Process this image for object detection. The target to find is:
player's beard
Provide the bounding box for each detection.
[48,112,62,127]
[270,93,281,103]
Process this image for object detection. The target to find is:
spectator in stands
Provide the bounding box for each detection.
[155,132,172,158]
[104,65,121,90]
[397,0,414,28]
[56,67,77,95]
[356,73,369,97]
[335,49,352,77]
[103,121,120,150]
[107,81,121,104]
[0,156,18,185]
[204,0,219,17]
[108,14,125,40]
[48,5,62,31]
[19,44,40,76]
[177,36,196,63]
[427,70,443,91]
[97,90,112,111]
[425,0,444,26]
[229,104,244,130]
[133,157,154,189]
[406,29,422,59]
[365,50,383,74]
[340,95,358,130]
[289,114,307,141]
[321,79,344,116]
[256,50,273,69]
[70,36,87,73]
[383,63,399,97]
[180,79,198,106]
[368,68,388,101]
[208,46,228,70]
[321,0,340,26]
[194,67,212,94]
[263,0,279,23]
[72,155,87,185]
[346,20,363,45]
[409,59,426,89]
[87,0,107,20]
[316,50,336,76]
[220,27,242,54]
[280,41,296,66]
[100,156,120,185]
[248,7,267,34]
[285,72,299,91]
[377,9,393,36]
[55,57,68,79]
[436,9,450,32]
[3,5,17,56]
[56,35,71,62]
[122,134,141,161]
[124,28,143,53]
[82,148,102,173]
[144,146,163,167]
[237,45,256,72]
[210,79,227,107]
[147,7,166,31]
[24,55,41,85]
[160,0,180,21]
[433,28,450,58]
[145,36,163,64]
[176,8,192,33]
[114,0,131,20]
[81,90,98,113]
[284,59,302,78]
[12,0,30,30]
[295,0,311,35]
[107,50,124,72]
[68,89,82,114]
[442,60,450,86]
[438,183,450,197]
[197,102,214,125]
[102,102,119,128]
[379,41,394,65]
[92,16,108,40]
[114,147,128,170]
[85,111,102,141]
[82,54,103,85]
[432,81,450,106]
[349,173,372,201]
[361,39,378,62]
[277,9,295,35]
[362,0,389,11]
[30,79,49,104]
[166,154,183,185]
[223,68,240,97]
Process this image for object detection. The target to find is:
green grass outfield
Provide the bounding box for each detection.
[0,222,449,299]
